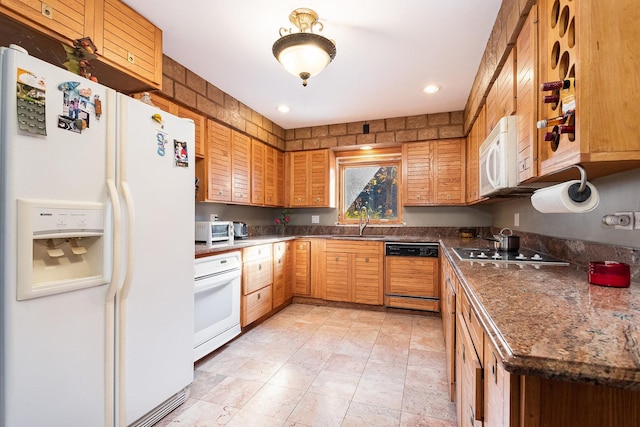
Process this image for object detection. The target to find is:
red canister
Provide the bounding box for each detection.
[588,261,631,288]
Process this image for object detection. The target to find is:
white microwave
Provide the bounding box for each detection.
[479,116,543,197]
[195,221,234,245]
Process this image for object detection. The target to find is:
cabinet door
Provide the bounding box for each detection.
[324,252,349,302]
[466,107,485,204]
[293,240,311,296]
[272,241,289,308]
[243,285,272,327]
[516,7,538,183]
[385,257,438,298]
[497,48,516,119]
[484,338,517,427]
[276,150,285,207]
[353,251,383,305]
[207,120,232,202]
[264,145,277,206]
[231,131,251,204]
[402,141,434,205]
[251,139,265,205]
[309,149,333,206]
[1,0,93,46]
[288,151,308,207]
[457,313,484,427]
[444,271,457,401]
[177,106,206,158]
[433,139,465,205]
[98,0,163,87]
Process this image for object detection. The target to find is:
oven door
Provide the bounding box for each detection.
[194,264,241,361]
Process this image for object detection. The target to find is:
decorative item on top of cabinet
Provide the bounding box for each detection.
[536,0,640,179]
[402,139,466,206]
[286,149,336,208]
[241,244,273,327]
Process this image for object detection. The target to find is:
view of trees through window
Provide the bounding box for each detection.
[343,165,399,221]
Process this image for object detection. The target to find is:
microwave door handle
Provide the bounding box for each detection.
[485,145,498,188]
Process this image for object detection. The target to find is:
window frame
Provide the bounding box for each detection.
[335,148,403,225]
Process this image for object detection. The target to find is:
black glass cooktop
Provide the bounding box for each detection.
[452,247,569,265]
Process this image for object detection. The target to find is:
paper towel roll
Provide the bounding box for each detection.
[531,180,599,213]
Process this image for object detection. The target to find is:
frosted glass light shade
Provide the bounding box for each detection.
[273,33,336,86]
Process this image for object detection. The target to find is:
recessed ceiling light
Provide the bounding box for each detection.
[277,105,290,113]
[359,145,373,150]
[423,85,440,94]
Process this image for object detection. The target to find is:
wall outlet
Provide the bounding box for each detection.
[209,214,219,222]
[614,212,633,230]
[635,212,640,230]
[311,215,320,224]
[514,213,520,227]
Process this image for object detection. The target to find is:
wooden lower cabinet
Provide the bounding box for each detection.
[292,239,311,296]
[241,244,273,327]
[272,241,292,308]
[484,339,518,427]
[440,256,457,401]
[322,240,383,305]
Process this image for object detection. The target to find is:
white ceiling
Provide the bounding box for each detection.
[124,1,502,130]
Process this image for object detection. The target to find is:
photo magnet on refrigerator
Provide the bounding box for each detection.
[156,130,168,156]
[174,140,189,167]
[57,81,95,133]
[16,68,47,135]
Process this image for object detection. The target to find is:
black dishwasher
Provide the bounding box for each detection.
[384,242,440,311]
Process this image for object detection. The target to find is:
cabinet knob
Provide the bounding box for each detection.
[258,264,262,270]
[257,292,261,300]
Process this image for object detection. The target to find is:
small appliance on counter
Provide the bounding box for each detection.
[195,221,234,245]
[233,221,248,239]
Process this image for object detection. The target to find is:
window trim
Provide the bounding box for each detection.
[335,148,402,225]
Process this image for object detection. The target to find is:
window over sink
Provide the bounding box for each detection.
[336,148,402,225]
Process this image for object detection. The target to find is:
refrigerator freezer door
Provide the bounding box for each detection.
[115,94,195,425]
[1,46,114,426]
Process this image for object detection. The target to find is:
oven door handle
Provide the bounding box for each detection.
[195,279,230,294]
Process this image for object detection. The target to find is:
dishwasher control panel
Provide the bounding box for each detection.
[385,242,439,257]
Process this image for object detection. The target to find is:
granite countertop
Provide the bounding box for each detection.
[440,238,640,390]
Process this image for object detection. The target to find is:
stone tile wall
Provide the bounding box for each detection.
[159,55,465,153]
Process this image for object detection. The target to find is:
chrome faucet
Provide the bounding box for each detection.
[359,206,370,236]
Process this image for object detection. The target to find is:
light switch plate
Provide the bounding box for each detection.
[311,215,319,224]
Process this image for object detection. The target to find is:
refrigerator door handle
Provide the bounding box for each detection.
[104,89,119,427]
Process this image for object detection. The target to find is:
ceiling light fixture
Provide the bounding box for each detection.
[277,105,290,113]
[423,85,440,94]
[272,8,337,87]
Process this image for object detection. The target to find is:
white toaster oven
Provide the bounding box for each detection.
[195,221,234,245]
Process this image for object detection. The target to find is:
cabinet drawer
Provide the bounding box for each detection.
[385,296,439,312]
[325,240,380,254]
[244,285,272,326]
[243,244,272,262]
[243,259,272,294]
[458,287,484,364]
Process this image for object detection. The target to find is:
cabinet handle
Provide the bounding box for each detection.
[257,292,261,300]
[316,197,320,202]
[335,256,340,261]
[365,257,369,262]
[258,264,262,270]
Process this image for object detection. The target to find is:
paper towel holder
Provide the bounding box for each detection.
[566,164,591,203]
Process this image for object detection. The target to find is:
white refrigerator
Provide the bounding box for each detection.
[0,45,195,426]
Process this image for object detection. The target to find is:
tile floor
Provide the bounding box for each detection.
[158,304,457,426]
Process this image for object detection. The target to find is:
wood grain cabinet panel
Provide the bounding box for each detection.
[251,139,265,205]
[286,149,335,208]
[272,241,292,308]
[292,239,311,296]
[231,131,251,204]
[205,120,232,202]
[403,139,465,206]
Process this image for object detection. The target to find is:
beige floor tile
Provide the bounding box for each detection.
[196,350,253,375]
[369,343,410,364]
[307,369,361,400]
[287,391,350,426]
[287,347,332,372]
[201,376,263,408]
[241,383,305,419]
[189,371,227,400]
[323,353,368,375]
[232,357,283,382]
[165,399,237,426]
[405,364,448,393]
[402,385,457,422]
[342,401,401,426]
[225,409,286,427]
[407,348,447,368]
[362,358,407,381]
[352,375,405,411]
[400,412,457,427]
[267,362,319,390]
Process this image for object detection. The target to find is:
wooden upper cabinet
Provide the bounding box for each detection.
[276,150,285,207]
[176,106,206,158]
[251,139,265,205]
[536,0,640,179]
[286,149,335,208]
[231,131,251,204]
[0,0,93,42]
[403,139,465,206]
[206,120,232,202]
[486,49,516,135]
[466,106,486,204]
[1,0,162,89]
[516,6,538,184]
[263,145,282,207]
[96,0,162,88]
